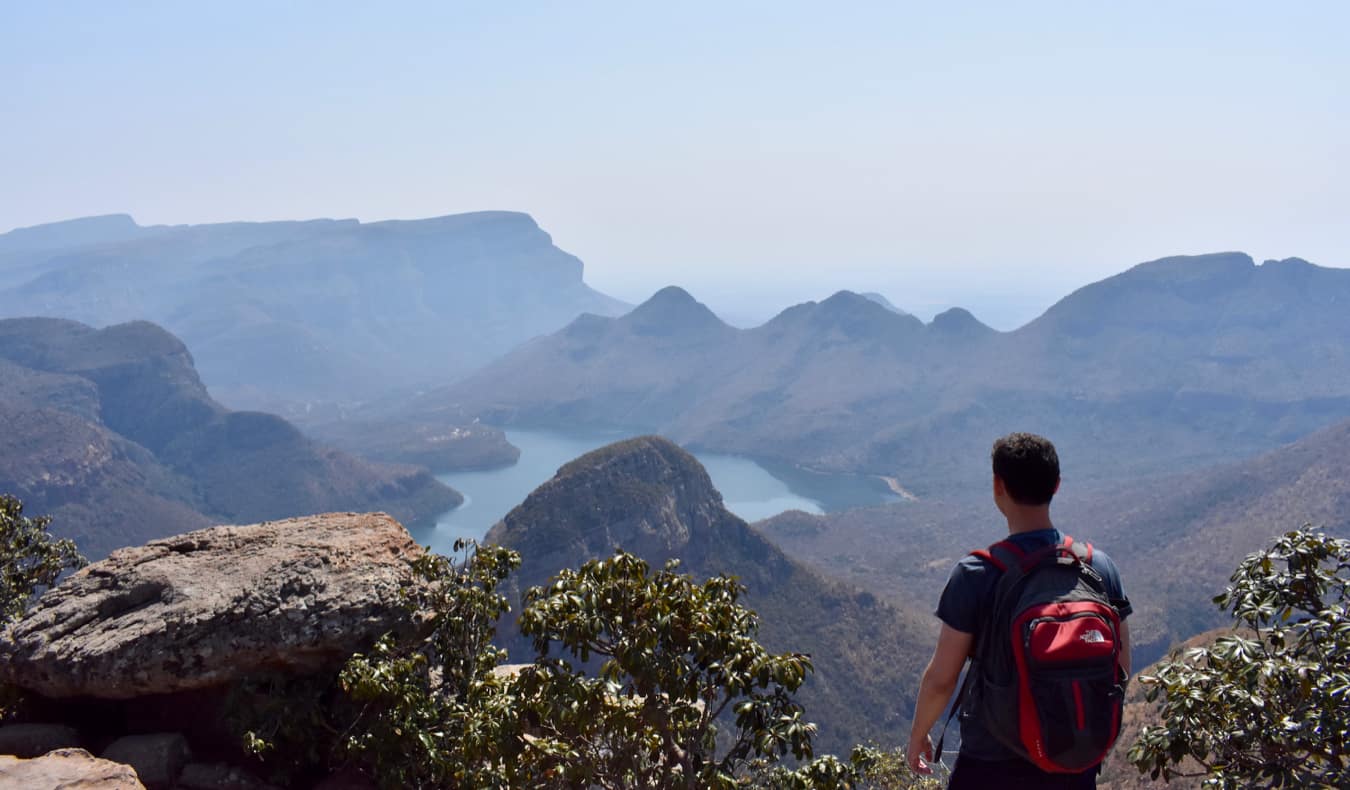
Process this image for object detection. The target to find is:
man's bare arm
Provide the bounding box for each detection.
[906,624,974,774]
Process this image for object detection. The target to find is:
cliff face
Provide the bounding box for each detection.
[486,436,933,753]
[1,513,426,700]
[0,211,628,414]
[0,318,461,558]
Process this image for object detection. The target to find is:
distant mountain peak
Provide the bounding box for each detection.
[622,287,731,336]
[774,290,924,336]
[364,210,540,234]
[860,292,909,315]
[818,289,873,309]
[928,306,994,336]
[0,214,147,253]
[1124,251,1256,282]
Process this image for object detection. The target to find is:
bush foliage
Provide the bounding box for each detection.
[231,540,939,788]
[0,494,86,721]
[0,494,85,628]
[1129,528,1350,789]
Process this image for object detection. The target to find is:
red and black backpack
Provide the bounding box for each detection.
[939,535,1127,774]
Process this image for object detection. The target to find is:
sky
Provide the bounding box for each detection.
[3,2,1347,328]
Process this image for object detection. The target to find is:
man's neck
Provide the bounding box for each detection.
[1004,508,1055,535]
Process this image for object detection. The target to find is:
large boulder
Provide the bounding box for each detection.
[0,748,145,789]
[0,513,426,699]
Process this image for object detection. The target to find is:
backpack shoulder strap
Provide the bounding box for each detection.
[938,539,1028,759]
[1061,534,1094,564]
[970,539,1024,572]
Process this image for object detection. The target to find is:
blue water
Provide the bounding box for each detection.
[418,429,898,553]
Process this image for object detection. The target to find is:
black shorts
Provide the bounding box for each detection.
[948,754,1097,789]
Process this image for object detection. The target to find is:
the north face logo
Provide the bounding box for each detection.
[1079,629,1106,644]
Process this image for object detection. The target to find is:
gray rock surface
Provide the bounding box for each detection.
[175,762,280,790]
[101,734,190,790]
[0,722,82,757]
[0,513,426,699]
[0,747,145,789]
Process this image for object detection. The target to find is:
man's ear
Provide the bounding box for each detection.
[993,474,1006,497]
[1054,478,1061,495]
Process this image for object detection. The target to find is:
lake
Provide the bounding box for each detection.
[416,429,901,552]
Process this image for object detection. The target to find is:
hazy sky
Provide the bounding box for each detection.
[4,2,1346,328]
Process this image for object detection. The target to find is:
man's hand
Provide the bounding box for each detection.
[906,731,935,775]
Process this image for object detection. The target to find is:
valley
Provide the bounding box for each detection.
[3,212,1348,786]
[417,427,901,549]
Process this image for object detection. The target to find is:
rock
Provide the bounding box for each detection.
[312,766,376,789]
[175,762,280,790]
[0,513,426,699]
[101,734,190,790]
[0,722,82,757]
[0,747,145,789]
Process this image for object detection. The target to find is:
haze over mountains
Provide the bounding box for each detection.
[422,252,1350,493]
[0,212,628,415]
[0,317,459,558]
[4,205,1349,783]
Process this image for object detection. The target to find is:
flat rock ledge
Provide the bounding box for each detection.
[0,748,145,789]
[0,512,426,699]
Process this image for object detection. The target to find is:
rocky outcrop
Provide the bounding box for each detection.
[101,734,190,790]
[0,513,426,699]
[0,748,145,789]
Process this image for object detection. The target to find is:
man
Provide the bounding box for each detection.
[906,433,1132,789]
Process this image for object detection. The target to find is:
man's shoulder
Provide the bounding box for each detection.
[1080,540,1123,574]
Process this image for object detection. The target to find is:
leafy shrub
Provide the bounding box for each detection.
[232,540,524,788]
[235,542,938,788]
[512,552,817,788]
[0,493,85,628]
[1129,528,1350,789]
[0,494,85,722]
[338,540,524,788]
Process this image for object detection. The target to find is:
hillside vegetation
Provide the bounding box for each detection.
[0,318,460,558]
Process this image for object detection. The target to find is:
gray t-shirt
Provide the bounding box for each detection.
[935,527,1132,762]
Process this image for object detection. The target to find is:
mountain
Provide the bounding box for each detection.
[0,212,628,415]
[759,416,1350,668]
[484,436,932,753]
[860,292,908,315]
[0,317,461,558]
[421,253,1350,495]
[1060,416,1350,661]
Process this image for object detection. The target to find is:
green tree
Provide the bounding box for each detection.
[0,494,85,721]
[1129,528,1350,789]
[338,540,524,788]
[239,544,930,789]
[511,552,818,788]
[0,494,84,627]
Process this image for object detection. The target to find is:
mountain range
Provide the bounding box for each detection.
[0,317,460,558]
[412,252,1350,494]
[484,436,932,754]
[0,212,628,417]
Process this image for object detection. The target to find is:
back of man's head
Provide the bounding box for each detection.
[991,432,1060,506]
